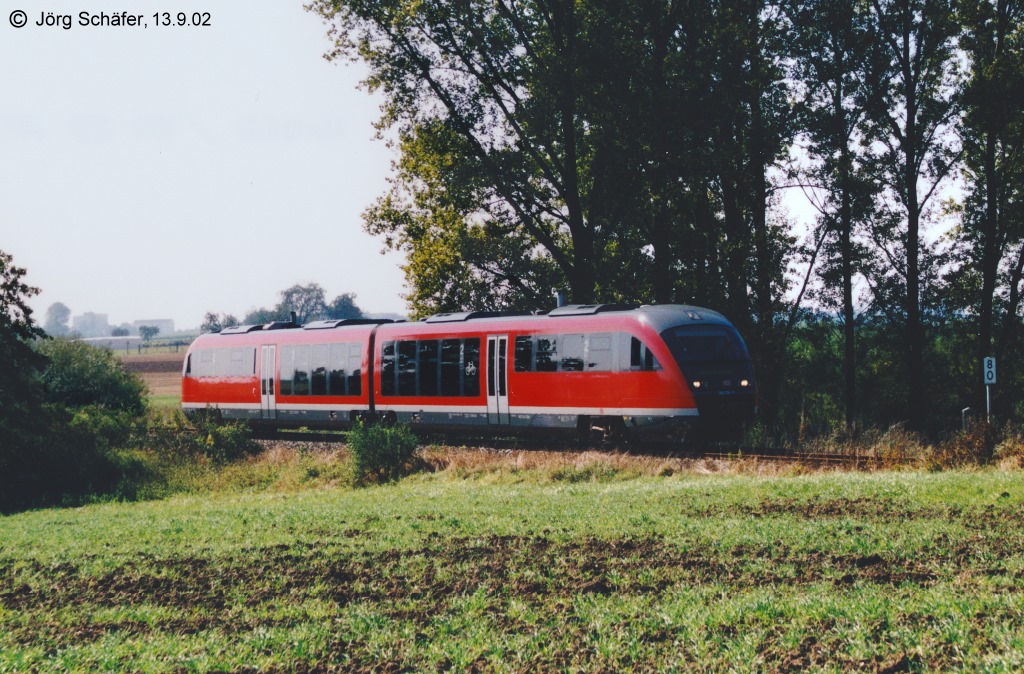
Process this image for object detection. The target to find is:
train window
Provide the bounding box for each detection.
[586,333,613,371]
[224,348,255,377]
[326,342,362,396]
[560,334,585,371]
[535,336,558,372]
[311,344,329,396]
[279,346,295,395]
[381,341,396,396]
[498,339,507,396]
[440,339,462,396]
[662,325,745,362]
[487,340,495,396]
[464,339,481,396]
[514,336,533,372]
[380,337,481,398]
[329,343,348,395]
[419,340,439,396]
[630,337,661,371]
[398,341,418,396]
[185,354,192,377]
[196,349,214,377]
[348,343,362,396]
[293,345,311,395]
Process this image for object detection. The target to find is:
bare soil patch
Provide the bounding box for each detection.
[120,353,185,374]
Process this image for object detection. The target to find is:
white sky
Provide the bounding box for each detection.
[0,2,406,330]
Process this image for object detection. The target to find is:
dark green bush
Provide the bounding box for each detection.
[35,338,147,414]
[348,420,419,485]
[0,405,144,511]
[0,339,150,512]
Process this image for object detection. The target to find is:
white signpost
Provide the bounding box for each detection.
[984,357,996,421]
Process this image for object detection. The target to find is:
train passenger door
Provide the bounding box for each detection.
[260,345,277,420]
[486,335,509,424]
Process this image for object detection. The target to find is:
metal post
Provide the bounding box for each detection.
[987,386,991,423]
[962,407,971,430]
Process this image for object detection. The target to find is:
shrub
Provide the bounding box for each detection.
[348,420,419,486]
[35,338,147,414]
[0,339,152,512]
[994,426,1024,468]
[0,405,143,512]
[931,421,998,469]
[145,409,258,463]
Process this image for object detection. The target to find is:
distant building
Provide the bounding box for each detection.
[133,319,175,335]
[72,312,111,337]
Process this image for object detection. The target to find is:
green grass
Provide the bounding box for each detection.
[2,467,1024,672]
[146,394,181,409]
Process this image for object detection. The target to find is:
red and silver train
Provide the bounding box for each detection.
[182,304,756,436]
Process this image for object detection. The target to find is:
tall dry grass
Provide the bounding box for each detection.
[418,445,833,480]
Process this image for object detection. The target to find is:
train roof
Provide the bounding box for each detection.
[194,304,737,344]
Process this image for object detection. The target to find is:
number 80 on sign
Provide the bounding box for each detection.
[984,357,997,386]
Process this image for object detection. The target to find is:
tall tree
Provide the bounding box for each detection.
[278,283,328,324]
[200,312,239,333]
[326,293,365,320]
[43,302,71,337]
[787,0,877,430]
[311,0,605,303]
[699,0,797,426]
[957,0,1024,411]
[861,0,961,430]
[0,250,44,467]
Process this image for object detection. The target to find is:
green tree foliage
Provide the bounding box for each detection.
[278,283,328,324]
[325,292,364,320]
[240,284,364,325]
[0,250,46,479]
[243,305,287,325]
[860,0,962,430]
[785,0,879,430]
[200,312,239,334]
[954,0,1024,413]
[35,338,147,414]
[310,0,610,305]
[139,325,160,343]
[0,251,151,511]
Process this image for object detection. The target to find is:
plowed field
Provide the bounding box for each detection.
[2,470,1024,672]
[121,352,184,398]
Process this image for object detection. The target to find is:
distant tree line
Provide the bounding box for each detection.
[310,0,1024,437]
[201,283,364,333]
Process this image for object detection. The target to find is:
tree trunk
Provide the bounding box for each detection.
[840,143,857,432]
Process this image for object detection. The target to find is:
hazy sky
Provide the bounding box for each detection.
[1,1,406,330]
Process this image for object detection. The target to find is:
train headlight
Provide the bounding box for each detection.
[692,380,702,389]
[740,379,750,388]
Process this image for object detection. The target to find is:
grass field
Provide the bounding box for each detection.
[2,462,1023,672]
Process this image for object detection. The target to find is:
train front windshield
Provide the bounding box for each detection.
[662,325,748,364]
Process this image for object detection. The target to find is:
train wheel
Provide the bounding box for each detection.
[575,416,595,447]
[600,417,628,447]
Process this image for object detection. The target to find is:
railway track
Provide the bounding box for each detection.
[249,429,897,467]
[250,429,349,444]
